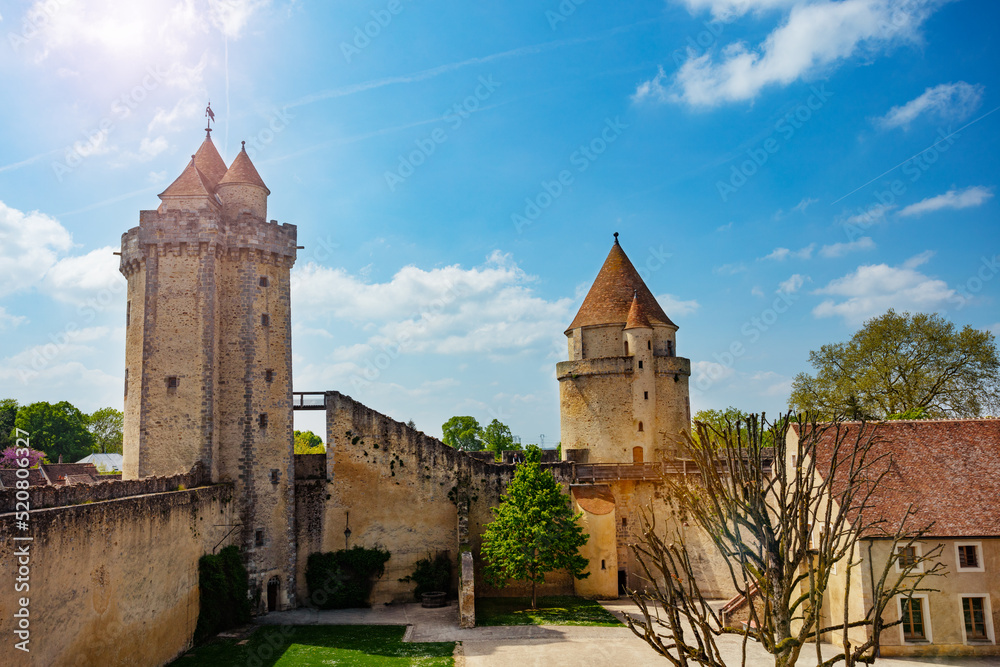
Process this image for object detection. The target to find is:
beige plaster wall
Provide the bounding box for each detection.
[0,484,235,667]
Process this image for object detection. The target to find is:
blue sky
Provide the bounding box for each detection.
[1,0,997,444]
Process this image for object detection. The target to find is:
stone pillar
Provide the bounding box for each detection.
[459,551,475,629]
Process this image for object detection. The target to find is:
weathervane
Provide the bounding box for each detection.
[205,101,215,136]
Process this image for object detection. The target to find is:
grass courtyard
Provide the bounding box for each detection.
[170,625,455,667]
[475,596,623,627]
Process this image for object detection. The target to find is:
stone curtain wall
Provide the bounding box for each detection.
[0,481,235,667]
[296,391,577,604]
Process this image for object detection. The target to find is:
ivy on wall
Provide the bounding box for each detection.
[306,546,391,609]
[194,546,251,641]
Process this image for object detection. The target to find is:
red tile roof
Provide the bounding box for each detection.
[566,239,675,333]
[158,158,215,199]
[802,419,1000,537]
[624,293,653,330]
[219,144,270,194]
[192,135,229,191]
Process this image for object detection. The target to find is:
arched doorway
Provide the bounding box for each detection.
[632,446,643,463]
[267,576,280,612]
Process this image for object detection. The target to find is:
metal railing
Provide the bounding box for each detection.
[292,392,327,410]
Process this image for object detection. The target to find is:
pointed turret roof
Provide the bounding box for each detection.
[624,292,653,330]
[566,234,675,333]
[158,157,215,199]
[218,141,270,195]
[192,134,228,191]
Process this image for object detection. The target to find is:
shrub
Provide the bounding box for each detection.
[399,552,452,598]
[194,546,250,641]
[306,546,390,609]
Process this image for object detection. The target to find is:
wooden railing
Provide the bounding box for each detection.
[292,392,327,410]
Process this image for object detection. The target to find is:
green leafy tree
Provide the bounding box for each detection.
[87,407,123,454]
[14,401,95,462]
[0,399,18,450]
[482,445,589,608]
[481,418,519,460]
[294,430,325,454]
[789,310,1000,419]
[441,416,483,452]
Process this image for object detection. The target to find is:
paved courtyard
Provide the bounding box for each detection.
[257,600,1000,667]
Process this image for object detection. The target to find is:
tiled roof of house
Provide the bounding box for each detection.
[218,143,270,194]
[0,468,49,488]
[802,419,1000,537]
[566,237,675,333]
[40,463,100,485]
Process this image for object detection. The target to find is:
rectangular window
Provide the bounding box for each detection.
[638,360,643,369]
[259,413,268,428]
[126,300,131,326]
[901,597,926,641]
[261,313,270,327]
[259,276,269,287]
[124,369,129,396]
[956,542,984,571]
[265,369,274,383]
[644,391,648,400]
[896,545,924,571]
[255,529,264,547]
[167,376,179,389]
[270,469,279,485]
[963,597,988,641]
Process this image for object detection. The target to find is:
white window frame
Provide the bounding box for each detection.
[897,593,932,644]
[895,543,924,573]
[958,594,995,645]
[955,541,985,573]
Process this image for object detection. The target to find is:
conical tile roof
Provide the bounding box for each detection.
[566,236,675,332]
[192,134,228,191]
[624,292,653,330]
[158,157,215,199]
[218,142,270,194]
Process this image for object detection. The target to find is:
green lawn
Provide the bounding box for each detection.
[476,596,623,627]
[171,625,454,666]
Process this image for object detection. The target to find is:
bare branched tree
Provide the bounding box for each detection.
[624,413,945,667]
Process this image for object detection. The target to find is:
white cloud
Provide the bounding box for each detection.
[148,98,204,134]
[751,286,765,297]
[657,294,701,317]
[679,0,799,19]
[898,186,994,217]
[777,274,808,294]
[692,360,736,386]
[878,81,984,130]
[208,0,270,38]
[792,196,818,213]
[714,262,747,275]
[291,252,574,356]
[43,246,125,303]
[842,202,894,227]
[644,0,940,107]
[812,252,964,324]
[0,200,74,297]
[0,307,27,331]
[760,244,814,261]
[716,222,734,232]
[819,236,876,258]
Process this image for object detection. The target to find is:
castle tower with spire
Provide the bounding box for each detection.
[558,234,691,463]
[119,124,298,610]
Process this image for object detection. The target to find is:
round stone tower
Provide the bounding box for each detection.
[557,234,691,463]
[119,127,298,610]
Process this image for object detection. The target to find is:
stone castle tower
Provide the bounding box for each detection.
[558,234,691,463]
[119,128,298,609]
